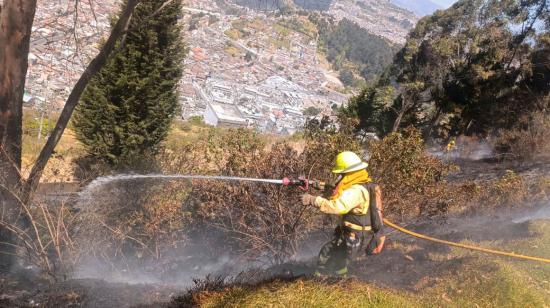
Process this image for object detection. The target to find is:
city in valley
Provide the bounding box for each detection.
[25,0,416,135]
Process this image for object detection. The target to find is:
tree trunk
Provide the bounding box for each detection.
[392,96,410,132]
[425,105,442,138]
[21,0,141,205]
[0,0,38,269]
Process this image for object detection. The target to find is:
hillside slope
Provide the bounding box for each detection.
[228,0,417,44]
[170,214,550,307]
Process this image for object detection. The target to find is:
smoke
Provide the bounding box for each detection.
[72,174,275,286]
[428,137,494,161]
[72,251,241,286]
[76,174,188,206]
[464,141,493,160]
[512,204,550,223]
[71,169,550,288]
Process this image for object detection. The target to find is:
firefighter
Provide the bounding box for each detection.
[445,138,456,153]
[302,151,385,276]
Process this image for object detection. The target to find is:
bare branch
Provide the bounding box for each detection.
[22,0,143,205]
[73,0,80,55]
[87,0,98,27]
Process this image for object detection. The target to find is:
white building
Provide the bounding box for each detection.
[283,106,303,117]
[204,101,247,128]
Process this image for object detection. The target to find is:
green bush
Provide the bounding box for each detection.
[187,115,205,126]
[22,110,53,137]
[302,106,321,117]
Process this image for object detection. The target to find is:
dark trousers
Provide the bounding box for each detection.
[317,226,382,275]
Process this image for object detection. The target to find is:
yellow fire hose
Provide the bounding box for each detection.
[383,219,550,264]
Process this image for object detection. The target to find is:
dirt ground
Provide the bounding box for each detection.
[0,274,181,307]
[352,207,541,290]
[1,202,546,308]
[260,203,548,288]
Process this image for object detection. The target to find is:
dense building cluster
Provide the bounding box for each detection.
[24,0,415,135]
[25,0,117,110]
[181,1,349,134]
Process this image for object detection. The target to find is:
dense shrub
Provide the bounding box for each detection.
[368,127,450,218]
[74,180,191,267]
[73,0,185,166]
[74,125,450,266]
[73,125,550,272]
[310,16,398,82]
[159,126,360,264]
[492,112,550,161]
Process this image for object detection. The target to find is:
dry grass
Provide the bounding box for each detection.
[0,191,76,280]
[367,127,451,219]
[21,108,84,182]
[176,278,422,308]
[492,111,550,161]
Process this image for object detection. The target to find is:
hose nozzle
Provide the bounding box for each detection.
[282,177,326,191]
[282,177,305,187]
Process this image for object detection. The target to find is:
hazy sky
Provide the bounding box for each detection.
[432,0,458,8]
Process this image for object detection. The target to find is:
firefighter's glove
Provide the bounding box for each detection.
[301,193,317,206]
[311,180,326,191]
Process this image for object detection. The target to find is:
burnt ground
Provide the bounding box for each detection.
[352,209,538,290]
[260,204,546,289]
[449,157,550,183]
[0,204,547,307]
[2,158,549,307]
[0,274,181,307]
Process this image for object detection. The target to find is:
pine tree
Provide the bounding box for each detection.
[74,0,185,165]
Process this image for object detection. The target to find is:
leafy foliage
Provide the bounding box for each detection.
[159,125,359,264]
[232,0,333,12]
[302,106,321,116]
[74,0,185,166]
[22,109,53,137]
[338,69,357,87]
[234,0,293,11]
[293,0,332,11]
[346,0,550,138]
[310,15,399,83]
[342,84,395,135]
[368,127,450,218]
[492,109,550,161]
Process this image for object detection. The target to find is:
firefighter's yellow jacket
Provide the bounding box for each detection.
[313,184,369,215]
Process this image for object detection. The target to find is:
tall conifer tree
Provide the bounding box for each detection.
[74,0,185,165]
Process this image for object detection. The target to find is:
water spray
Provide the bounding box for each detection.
[77,173,325,203]
[79,173,550,264]
[83,173,323,190]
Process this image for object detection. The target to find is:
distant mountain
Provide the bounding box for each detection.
[390,0,442,16]
[230,0,418,44]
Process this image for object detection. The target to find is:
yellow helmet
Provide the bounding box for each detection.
[332,151,368,174]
